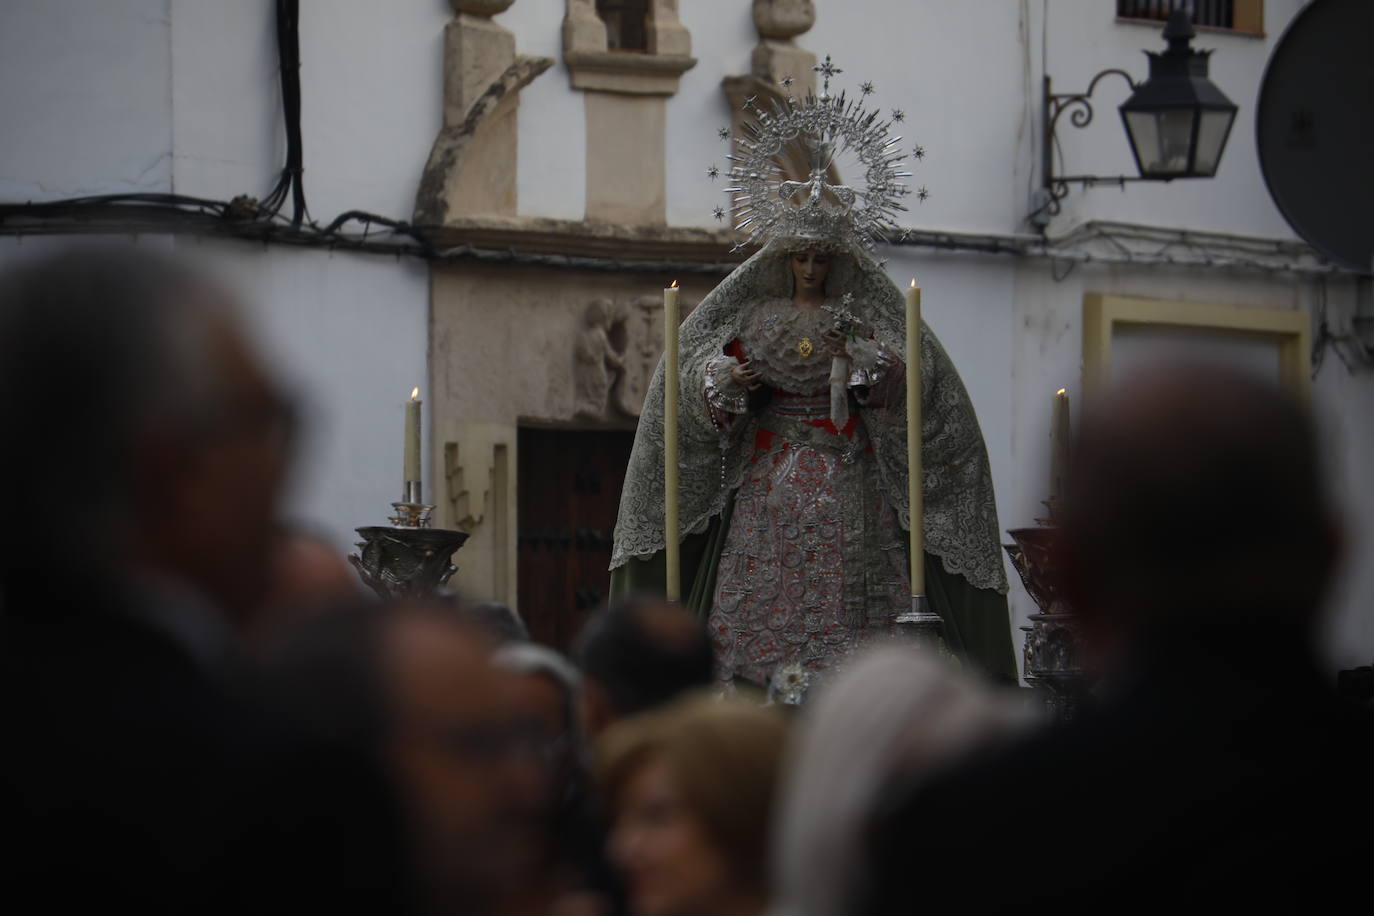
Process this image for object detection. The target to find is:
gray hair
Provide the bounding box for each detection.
[493,642,581,694]
[493,642,582,741]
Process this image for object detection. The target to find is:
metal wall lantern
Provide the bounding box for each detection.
[1032,9,1238,227]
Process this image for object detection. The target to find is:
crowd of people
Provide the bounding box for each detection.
[3,246,1371,915]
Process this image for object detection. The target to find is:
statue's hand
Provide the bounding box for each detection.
[730,359,763,391]
[822,328,849,358]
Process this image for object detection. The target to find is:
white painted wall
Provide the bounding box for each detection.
[0,0,173,200]
[169,0,447,221]
[667,1,760,227]
[503,0,588,220]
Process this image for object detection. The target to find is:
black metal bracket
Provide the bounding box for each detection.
[1033,70,1148,227]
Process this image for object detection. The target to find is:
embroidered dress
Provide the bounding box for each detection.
[704,299,908,685]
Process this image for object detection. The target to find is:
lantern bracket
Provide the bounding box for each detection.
[1033,70,1152,229]
[1031,10,1238,232]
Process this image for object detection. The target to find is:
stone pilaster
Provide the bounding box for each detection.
[720,1,826,188]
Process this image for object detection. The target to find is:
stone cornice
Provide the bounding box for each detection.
[565,50,698,95]
[422,215,743,264]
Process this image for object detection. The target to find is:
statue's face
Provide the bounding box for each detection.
[790,249,830,296]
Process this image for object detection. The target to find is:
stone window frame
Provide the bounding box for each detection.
[1082,292,1309,395]
[563,0,696,95]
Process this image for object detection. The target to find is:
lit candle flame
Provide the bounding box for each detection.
[1056,388,1067,396]
[909,278,917,289]
[669,280,679,289]
[410,387,420,400]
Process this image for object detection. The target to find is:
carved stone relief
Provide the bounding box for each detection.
[573,299,626,420]
[614,295,668,417]
[571,294,683,419]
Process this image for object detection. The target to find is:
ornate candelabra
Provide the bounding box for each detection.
[1005,504,1087,721]
[349,483,469,599]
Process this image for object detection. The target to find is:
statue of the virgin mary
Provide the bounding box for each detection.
[610,67,1015,690]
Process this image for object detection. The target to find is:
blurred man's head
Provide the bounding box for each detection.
[383,607,547,906]
[573,596,715,740]
[254,526,363,646]
[1058,361,1340,659]
[460,600,530,645]
[0,246,292,622]
[268,602,546,911]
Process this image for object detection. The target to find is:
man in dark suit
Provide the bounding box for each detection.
[0,248,404,913]
[865,362,1374,914]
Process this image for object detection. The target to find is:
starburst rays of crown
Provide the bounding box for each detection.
[711,55,925,253]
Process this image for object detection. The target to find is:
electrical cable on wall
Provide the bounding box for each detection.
[0,0,436,260]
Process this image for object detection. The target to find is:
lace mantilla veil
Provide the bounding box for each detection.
[609,237,1008,594]
[610,55,1007,595]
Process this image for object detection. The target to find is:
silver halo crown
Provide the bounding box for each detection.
[718,56,917,252]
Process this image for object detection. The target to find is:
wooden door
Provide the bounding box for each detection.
[517,427,636,651]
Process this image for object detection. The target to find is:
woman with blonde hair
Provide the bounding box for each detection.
[597,695,788,916]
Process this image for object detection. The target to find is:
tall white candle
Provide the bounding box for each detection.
[1050,388,1071,503]
[663,281,681,600]
[404,387,421,494]
[905,280,925,596]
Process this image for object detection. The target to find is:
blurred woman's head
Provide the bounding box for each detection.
[598,695,787,916]
[772,646,1031,916]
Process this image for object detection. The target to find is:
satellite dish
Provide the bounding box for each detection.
[1257,0,1373,273]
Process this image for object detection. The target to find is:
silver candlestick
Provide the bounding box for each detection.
[1005,507,1087,721]
[350,483,468,599]
[896,593,945,648]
